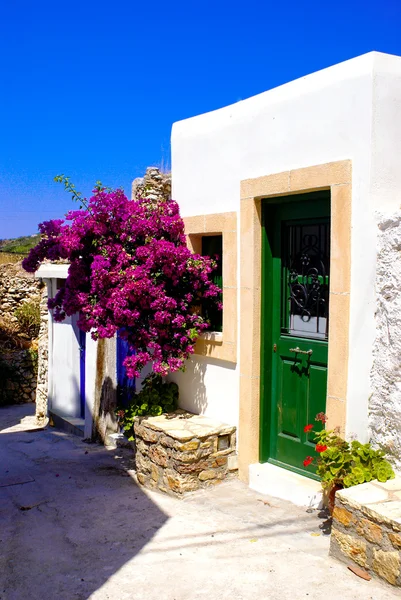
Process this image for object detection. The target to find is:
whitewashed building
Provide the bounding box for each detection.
[169,51,401,501]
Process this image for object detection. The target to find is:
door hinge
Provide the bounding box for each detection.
[273,343,277,353]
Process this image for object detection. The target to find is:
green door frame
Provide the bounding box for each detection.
[259,191,330,479]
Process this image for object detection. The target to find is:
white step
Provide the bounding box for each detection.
[249,461,323,508]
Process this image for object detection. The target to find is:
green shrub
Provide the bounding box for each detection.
[15,301,41,339]
[116,373,178,440]
[303,417,395,489]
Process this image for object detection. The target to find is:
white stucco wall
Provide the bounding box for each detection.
[168,356,239,426]
[36,267,99,429]
[48,286,81,418]
[84,334,98,438]
[171,51,401,440]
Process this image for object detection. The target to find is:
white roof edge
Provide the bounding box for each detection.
[172,51,401,135]
[35,263,70,279]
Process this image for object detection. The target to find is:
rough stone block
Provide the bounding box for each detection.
[373,549,400,585]
[388,532,401,550]
[134,424,159,443]
[176,440,200,452]
[331,528,367,567]
[228,455,238,471]
[356,518,383,544]
[164,469,198,494]
[159,434,175,449]
[333,506,355,527]
[148,445,168,467]
[211,456,228,468]
[173,460,209,474]
[199,470,217,481]
[150,463,160,483]
[136,472,146,485]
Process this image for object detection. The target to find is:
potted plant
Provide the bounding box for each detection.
[304,414,395,513]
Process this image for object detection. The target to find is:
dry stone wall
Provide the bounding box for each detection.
[0,261,48,406]
[1,347,38,404]
[131,167,171,202]
[134,410,237,496]
[35,285,49,423]
[370,214,401,470]
[0,262,41,320]
[330,479,401,586]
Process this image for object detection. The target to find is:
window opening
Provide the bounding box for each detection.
[201,235,223,333]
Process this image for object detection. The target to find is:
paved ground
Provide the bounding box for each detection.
[0,404,400,600]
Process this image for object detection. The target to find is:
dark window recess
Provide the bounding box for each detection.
[281,219,330,340]
[201,235,223,333]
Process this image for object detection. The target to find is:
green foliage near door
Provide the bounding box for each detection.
[116,373,178,441]
[304,421,395,489]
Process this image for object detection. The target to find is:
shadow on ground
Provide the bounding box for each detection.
[0,405,397,600]
[0,404,168,600]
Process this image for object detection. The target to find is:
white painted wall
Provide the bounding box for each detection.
[168,356,239,427]
[48,279,81,418]
[171,51,401,440]
[84,334,98,438]
[36,266,100,433]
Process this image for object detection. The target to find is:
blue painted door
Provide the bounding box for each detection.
[117,331,135,406]
[79,329,86,418]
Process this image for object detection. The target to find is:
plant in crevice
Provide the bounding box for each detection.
[116,373,178,440]
[15,301,41,339]
[303,413,395,489]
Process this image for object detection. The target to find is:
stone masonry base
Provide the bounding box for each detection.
[134,410,237,496]
[330,478,401,586]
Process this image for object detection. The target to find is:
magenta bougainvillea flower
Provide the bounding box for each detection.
[23,187,221,378]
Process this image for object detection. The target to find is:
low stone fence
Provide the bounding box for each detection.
[0,261,47,406]
[134,410,237,496]
[0,262,41,319]
[1,347,38,404]
[330,478,401,586]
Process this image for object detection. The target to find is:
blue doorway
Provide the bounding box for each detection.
[79,329,86,419]
[117,331,135,407]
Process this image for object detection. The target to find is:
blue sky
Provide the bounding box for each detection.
[0,0,400,239]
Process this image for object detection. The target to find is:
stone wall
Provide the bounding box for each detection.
[1,347,38,404]
[131,166,171,202]
[0,262,46,406]
[35,284,48,424]
[330,479,401,586]
[370,214,401,470]
[134,410,237,496]
[0,262,41,320]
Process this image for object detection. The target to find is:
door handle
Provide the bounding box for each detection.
[289,347,313,356]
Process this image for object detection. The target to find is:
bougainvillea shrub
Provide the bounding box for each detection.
[23,185,221,377]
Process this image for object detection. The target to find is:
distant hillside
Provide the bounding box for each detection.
[0,234,41,255]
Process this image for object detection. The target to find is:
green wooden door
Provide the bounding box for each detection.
[260,193,330,478]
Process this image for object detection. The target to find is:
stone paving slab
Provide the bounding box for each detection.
[337,479,401,528]
[139,409,235,439]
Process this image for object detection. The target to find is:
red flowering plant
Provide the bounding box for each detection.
[303,413,394,489]
[23,177,222,378]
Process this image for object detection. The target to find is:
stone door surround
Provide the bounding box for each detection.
[239,161,352,482]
